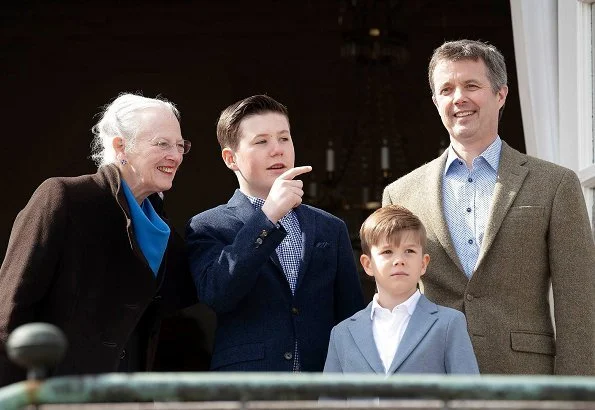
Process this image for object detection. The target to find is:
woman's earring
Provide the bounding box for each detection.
[117,152,127,165]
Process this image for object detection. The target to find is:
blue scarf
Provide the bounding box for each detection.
[121,180,170,275]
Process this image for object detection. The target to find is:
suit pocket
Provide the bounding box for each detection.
[510,331,555,356]
[211,342,265,369]
[508,205,545,218]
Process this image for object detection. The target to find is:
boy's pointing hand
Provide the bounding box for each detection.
[262,166,312,224]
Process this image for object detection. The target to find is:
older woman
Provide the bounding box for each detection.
[0,93,198,386]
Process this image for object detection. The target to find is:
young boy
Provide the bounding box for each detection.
[324,205,479,374]
[186,94,364,372]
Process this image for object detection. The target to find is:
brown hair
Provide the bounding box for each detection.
[360,205,427,256]
[428,39,507,95]
[216,94,289,150]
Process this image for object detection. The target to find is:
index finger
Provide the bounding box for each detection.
[279,166,313,180]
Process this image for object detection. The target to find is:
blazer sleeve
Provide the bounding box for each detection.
[444,311,480,374]
[323,326,343,373]
[0,178,68,386]
[333,220,365,322]
[185,208,287,314]
[548,169,595,375]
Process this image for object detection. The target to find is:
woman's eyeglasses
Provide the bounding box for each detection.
[151,139,192,154]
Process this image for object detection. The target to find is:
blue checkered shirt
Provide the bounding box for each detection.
[248,195,303,371]
[442,137,501,278]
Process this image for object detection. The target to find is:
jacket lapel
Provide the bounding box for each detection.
[227,189,257,223]
[269,248,283,273]
[227,190,284,273]
[474,142,528,273]
[387,295,438,373]
[420,153,465,273]
[347,303,385,373]
[293,205,315,291]
[106,165,155,280]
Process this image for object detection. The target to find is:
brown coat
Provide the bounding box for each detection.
[0,165,197,386]
[383,141,595,375]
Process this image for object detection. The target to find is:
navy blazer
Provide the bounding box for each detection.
[324,294,479,374]
[186,190,364,371]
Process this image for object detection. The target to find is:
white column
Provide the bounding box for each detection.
[510,0,559,163]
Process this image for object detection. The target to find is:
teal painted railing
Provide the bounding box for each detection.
[0,372,594,409]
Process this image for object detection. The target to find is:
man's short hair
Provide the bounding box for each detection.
[360,205,427,256]
[428,39,508,96]
[216,94,289,150]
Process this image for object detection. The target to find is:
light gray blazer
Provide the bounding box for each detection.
[323,294,479,374]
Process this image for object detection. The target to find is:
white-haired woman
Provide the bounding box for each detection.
[0,93,197,386]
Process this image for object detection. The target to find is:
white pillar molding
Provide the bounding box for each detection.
[563,0,594,221]
[557,1,581,172]
[510,0,559,163]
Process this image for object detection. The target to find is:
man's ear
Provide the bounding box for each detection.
[497,85,509,109]
[222,148,238,171]
[360,254,374,278]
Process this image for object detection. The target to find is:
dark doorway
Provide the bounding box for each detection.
[1,0,522,369]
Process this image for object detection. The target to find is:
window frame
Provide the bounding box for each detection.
[563,1,594,224]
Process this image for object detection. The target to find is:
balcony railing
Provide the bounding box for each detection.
[1,372,594,410]
[1,323,594,409]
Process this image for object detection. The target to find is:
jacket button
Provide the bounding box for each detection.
[260,230,268,237]
[466,294,474,301]
[120,349,127,360]
[255,237,263,245]
[284,352,293,361]
[291,307,299,315]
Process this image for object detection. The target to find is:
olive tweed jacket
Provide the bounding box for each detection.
[383,141,595,375]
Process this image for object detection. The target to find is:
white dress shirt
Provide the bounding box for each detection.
[371,290,421,373]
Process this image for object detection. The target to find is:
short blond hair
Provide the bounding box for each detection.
[360,205,427,256]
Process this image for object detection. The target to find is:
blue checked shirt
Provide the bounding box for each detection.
[442,137,501,278]
[248,195,303,371]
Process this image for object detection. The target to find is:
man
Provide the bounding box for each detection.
[383,39,595,375]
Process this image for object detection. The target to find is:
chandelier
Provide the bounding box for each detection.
[308,0,410,214]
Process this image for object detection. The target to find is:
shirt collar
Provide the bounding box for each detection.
[444,136,502,175]
[245,194,294,221]
[370,290,421,319]
[246,194,266,209]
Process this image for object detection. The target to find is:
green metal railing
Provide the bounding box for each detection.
[2,323,594,409]
[0,372,594,409]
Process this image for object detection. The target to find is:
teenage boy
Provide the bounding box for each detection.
[324,205,479,374]
[186,94,364,372]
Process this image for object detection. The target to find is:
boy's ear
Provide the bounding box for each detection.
[222,148,238,171]
[360,254,375,278]
[420,253,431,276]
